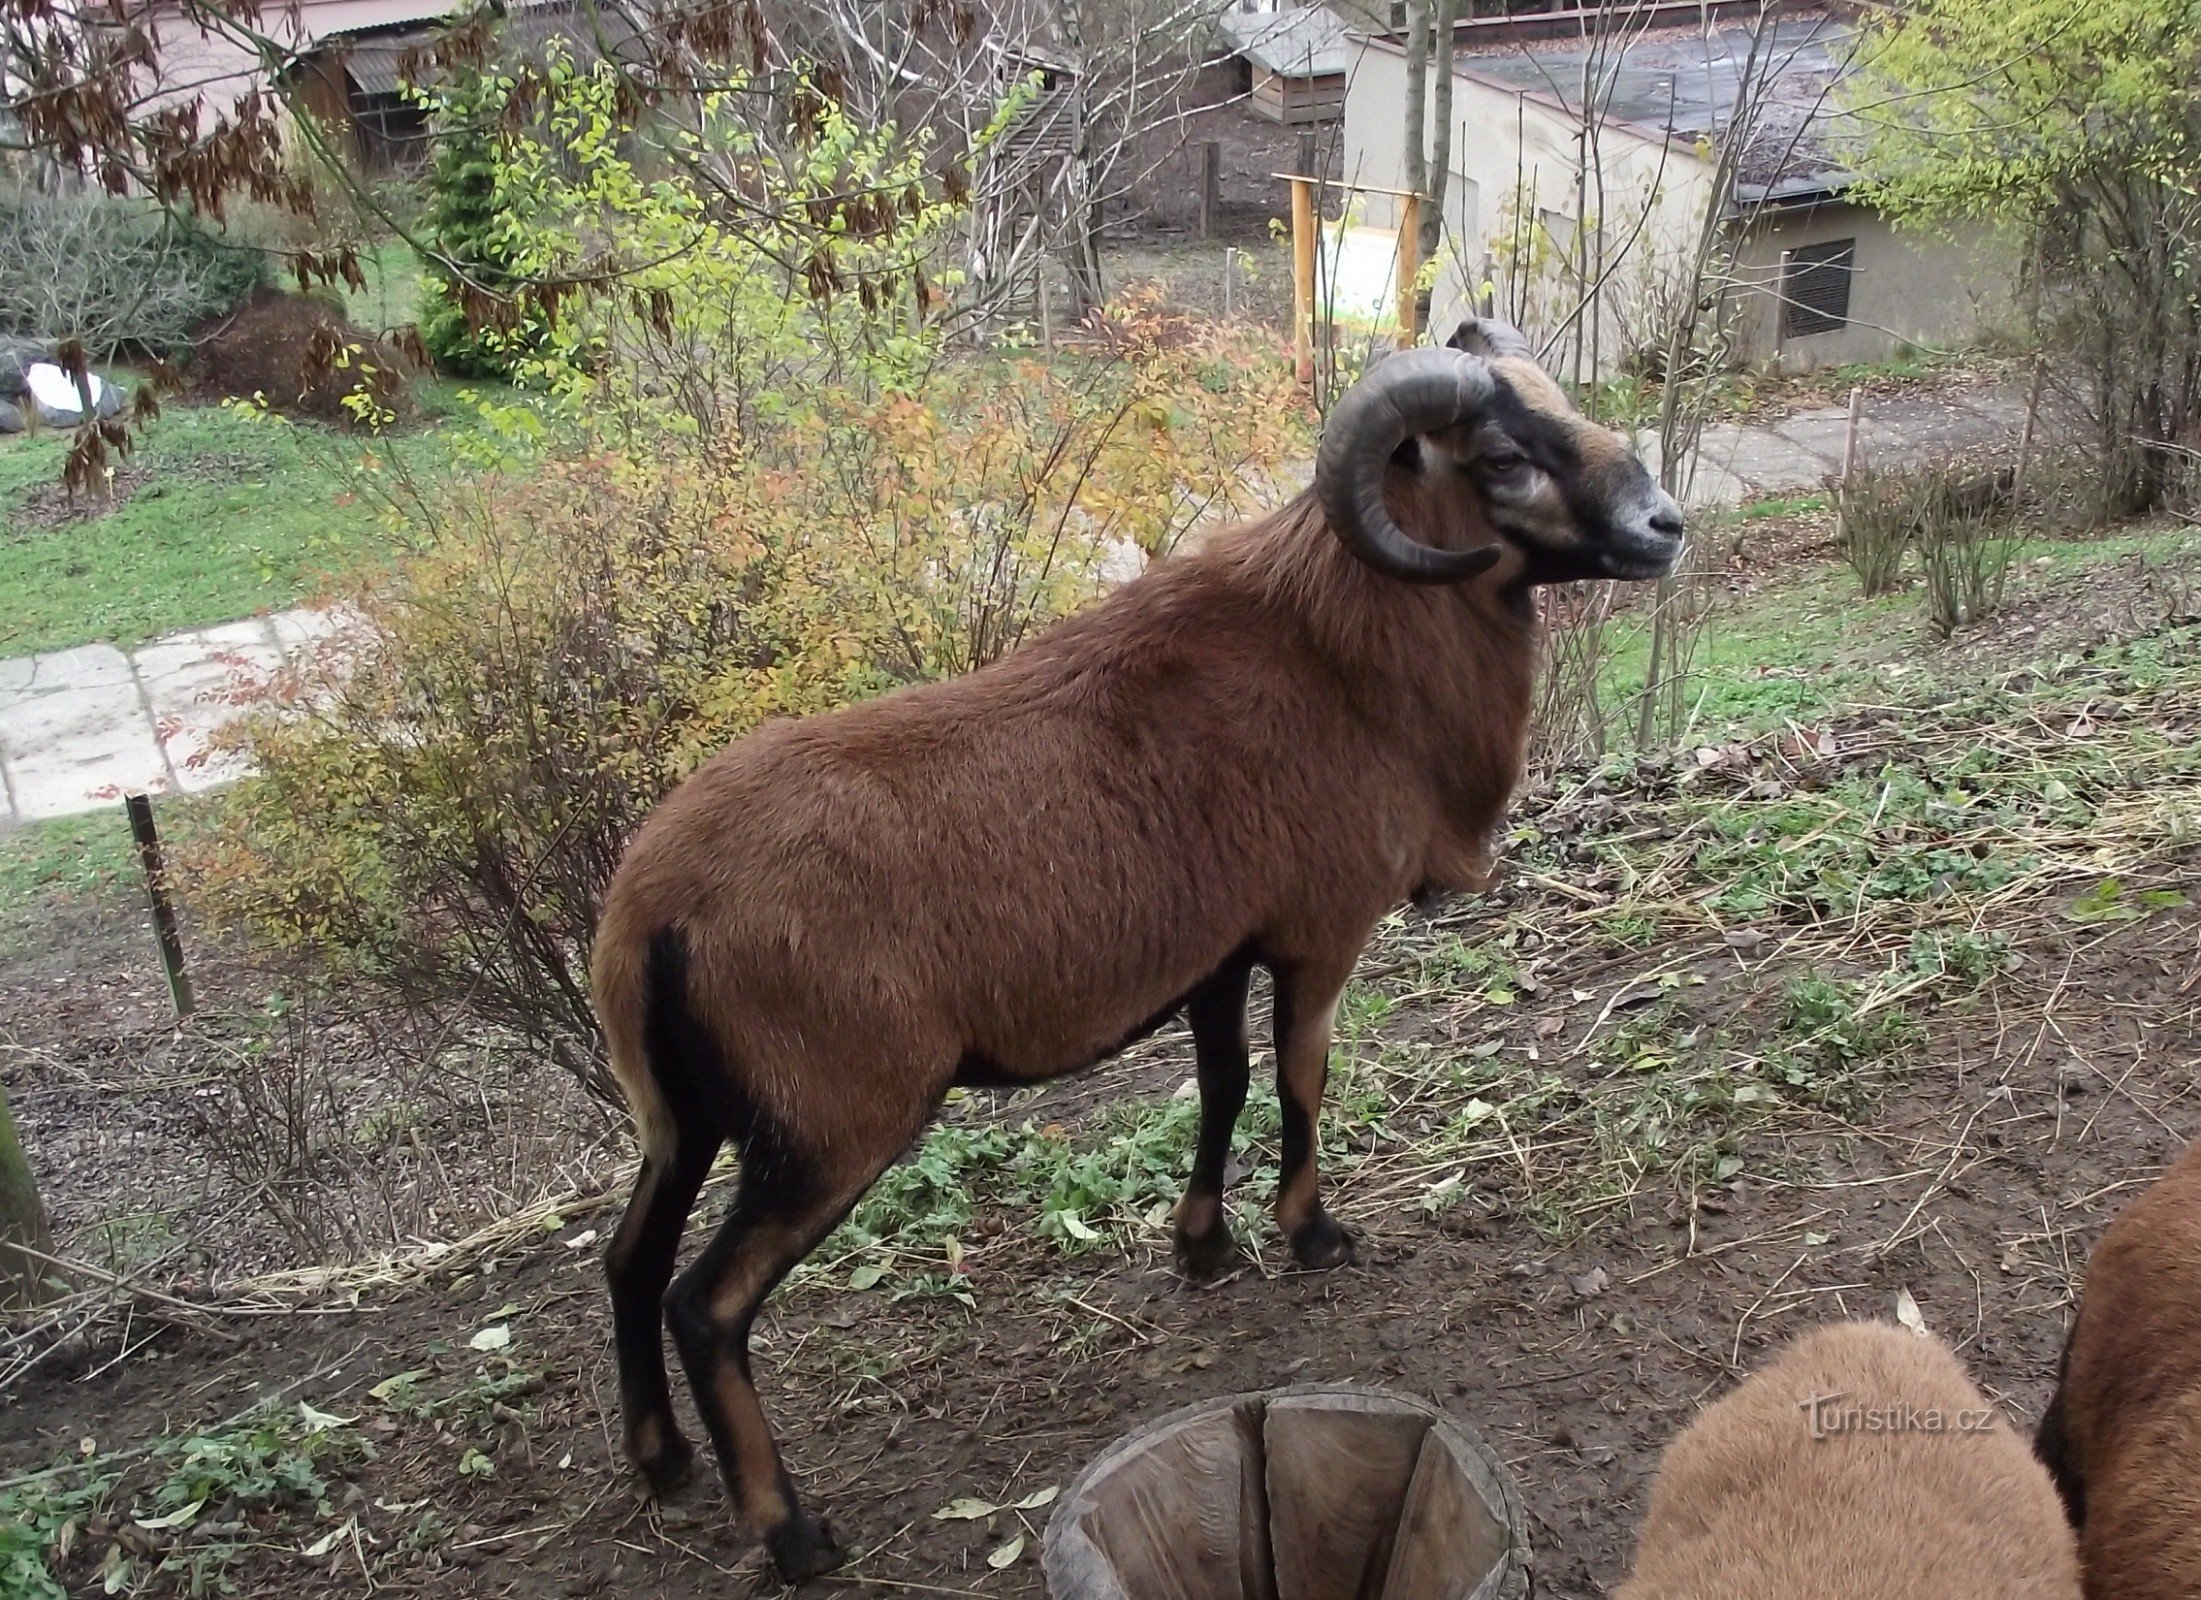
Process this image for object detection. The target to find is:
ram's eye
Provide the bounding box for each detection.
[1482,449,1528,475]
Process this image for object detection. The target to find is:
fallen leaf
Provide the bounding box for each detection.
[1533,1016,1564,1039]
[988,1535,1027,1569]
[1056,1212,1101,1242]
[468,1325,512,1352]
[1723,928,1768,952]
[1803,1230,1830,1247]
[134,1498,205,1532]
[368,1369,429,1402]
[563,1228,600,1250]
[486,1301,521,1319]
[297,1401,355,1431]
[1894,1287,1927,1336]
[849,1263,888,1291]
[301,1518,356,1559]
[1569,1266,1610,1299]
[933,1497,1001,1522]
[1012,1485,1060,1511]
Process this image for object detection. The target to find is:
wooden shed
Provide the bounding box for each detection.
[1217,6,1351,125]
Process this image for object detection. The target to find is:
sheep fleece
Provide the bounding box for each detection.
[1617,1321,2080,1600]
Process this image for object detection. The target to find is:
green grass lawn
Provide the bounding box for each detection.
[341,237,426,335]
[0,808,142,957]
[1578,519,2201,741]
[0,381,485,657]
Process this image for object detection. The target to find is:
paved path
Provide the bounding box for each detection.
[0,608,337,826]
[1652,378,2055,509]
[0,379,2058,825]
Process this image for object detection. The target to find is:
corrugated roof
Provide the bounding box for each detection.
[317,0,647,98]
[1452,10,1857,193]
[1218,6,1353,78]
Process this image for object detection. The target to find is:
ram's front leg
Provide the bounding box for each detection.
[1173,953,1257,1278]
[1270,957,1357,1269]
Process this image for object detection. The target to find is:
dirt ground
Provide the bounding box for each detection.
[8,549,2201,1597]
[8,427,2201,1595]
[5,879,2191,1599]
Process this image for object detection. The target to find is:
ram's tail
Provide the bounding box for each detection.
[591,906,677,1164]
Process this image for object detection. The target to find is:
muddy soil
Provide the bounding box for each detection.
[4,876,2192,1600]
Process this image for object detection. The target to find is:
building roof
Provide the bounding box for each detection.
[1218,6,1354,78]
[314,0,647,93]
[1449,8,1858,201]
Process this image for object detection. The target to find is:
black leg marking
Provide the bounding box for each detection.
[604,1130,718,1493]
[1272,961,1356,1270]
[664,1127,911,1582]
[1175,953,1256,1279]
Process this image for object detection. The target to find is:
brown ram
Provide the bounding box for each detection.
[592,318,1683,1577]
[2036,1135,2201,1599]
[1620,1321,2082,1600]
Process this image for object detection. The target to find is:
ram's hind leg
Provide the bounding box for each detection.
[1173,953,1257,1278]
[604,1128,719,1493]
[665,1118,914,1581]
[1271,957,1357,1269]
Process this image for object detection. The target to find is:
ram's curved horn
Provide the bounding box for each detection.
[1315,346,1503,585]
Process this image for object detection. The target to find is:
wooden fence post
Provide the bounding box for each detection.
[2013,358,2047,504]
[126,793,193,1018]
[1291,176,1316,390]
[1835,383,1864,540]
[1197,142,1220,239]
[1396,192,1421,348]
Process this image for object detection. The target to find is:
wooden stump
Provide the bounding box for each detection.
[1043,1386,1526,1600]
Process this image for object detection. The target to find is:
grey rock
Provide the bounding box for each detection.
[0,398,20,435]
[0,339,45,399]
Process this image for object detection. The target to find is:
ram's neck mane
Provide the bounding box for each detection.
[1187,491,1540,827]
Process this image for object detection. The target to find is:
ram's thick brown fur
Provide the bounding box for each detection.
[590,327,1682,1577]
[1619,1321,2081,1600]
[2036,1135,2201,1599]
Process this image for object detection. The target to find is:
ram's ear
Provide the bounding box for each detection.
[1446,317,1537,363]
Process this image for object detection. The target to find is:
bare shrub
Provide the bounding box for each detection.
[1531,585,1622,772]
[1835,464,1921,597]
[184,308,1308,1100]
[187,1005,618,1266]
[0,183,263,355]
[1918,494,2020,637]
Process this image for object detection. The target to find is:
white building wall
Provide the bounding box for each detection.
[1343,33,2006,377]
[1343,35,1715,376]
[1730,205,2017,372]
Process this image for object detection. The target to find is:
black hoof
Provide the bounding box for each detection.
[634,1431,697,1498]
[767,1513,849,1583]
[1174,1221,1244,1281]
[1289,1212,1357,1271]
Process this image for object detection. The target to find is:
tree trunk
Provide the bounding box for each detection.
[1403,0,1430,252]
[0,1081,51,1307]
[1415,0,1458,331]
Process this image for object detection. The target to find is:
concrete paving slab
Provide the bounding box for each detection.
[2,681,172,819]
[270,606,351,652]
[1762,411,1854,467]
[21,643,131,696]
[0,607,340,821]
[139,651,265,792]
[199,618,282,654]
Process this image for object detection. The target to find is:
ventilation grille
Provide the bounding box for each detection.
[1783,238,1856,338]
